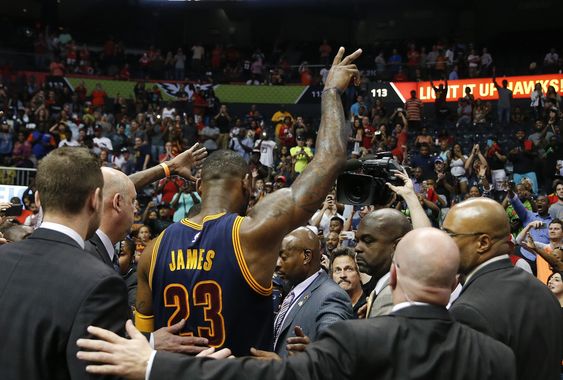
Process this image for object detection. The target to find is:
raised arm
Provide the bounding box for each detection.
[515,221,542,244]
[464,145,477,171]
[508,189,531,224]
[520,233,563,271]
[386,170,432,228]
[492,76,501,90]
[476,149,488,168]
[536,248,563,272]
[240,47,362,287]
[128,143,207,191]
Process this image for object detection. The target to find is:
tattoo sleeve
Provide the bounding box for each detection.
[291,89,347,213]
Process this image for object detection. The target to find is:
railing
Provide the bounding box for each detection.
[0,167,36,187]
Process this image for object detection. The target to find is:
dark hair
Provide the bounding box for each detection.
[36,147,103,215]
[330,216,344,226]
[329,247,358,274]
[554,180,563,191]
[550,219,562,228]
[419,142,430,150]
[201,149,249,182]
[120,237,135,255]
[547,271,563,285]
[138,224,152,236]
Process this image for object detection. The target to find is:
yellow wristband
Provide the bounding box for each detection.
[134,311,155,333]
[160,162,171,177]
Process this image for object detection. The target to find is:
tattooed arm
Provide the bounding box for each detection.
[240,47,362,288]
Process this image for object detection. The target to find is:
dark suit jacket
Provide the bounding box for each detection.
[85,232,137,308]
[450,258,563,380]
[274,271,353,357]
[85,231,113,267]
[0,228,129,380]
[151,305,516,380]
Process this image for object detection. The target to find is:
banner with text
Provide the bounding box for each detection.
[383,74,563,103]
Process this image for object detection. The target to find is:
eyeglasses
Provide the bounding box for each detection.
[442,228,507,243]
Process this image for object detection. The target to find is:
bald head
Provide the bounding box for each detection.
[99,167,137,244]
[355,208,412,278]
[288,227,321,256]
[391,228,460,306]
[445,198,510,237]
[363,208,413,240]
[101,167,132,202]
[443,198,510,274]
[278,227,322,285]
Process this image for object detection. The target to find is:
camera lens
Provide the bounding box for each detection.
[337,173,373,205]
[348,184,366,203]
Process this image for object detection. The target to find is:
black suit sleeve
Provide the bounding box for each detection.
[450,302,493,337]
[150,322,359,380]
[67,274,129,379]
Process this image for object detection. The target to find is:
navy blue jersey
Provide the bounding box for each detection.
[150,212,273,356]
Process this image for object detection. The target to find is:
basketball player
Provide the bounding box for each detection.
[135,47,362,356]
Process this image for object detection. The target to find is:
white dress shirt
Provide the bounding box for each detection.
[273,269,323,349]
[96,229,116,262]
[39,222,85,249]
[391,301,431,313]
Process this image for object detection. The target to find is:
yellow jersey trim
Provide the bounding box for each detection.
[134,311,155,333]
[180,212,227,230]
[148,230,166,291]
[232,216,273,296]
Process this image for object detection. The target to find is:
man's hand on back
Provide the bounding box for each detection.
[153,319,209,355]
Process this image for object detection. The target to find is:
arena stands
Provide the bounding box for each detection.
[0,1,562,379]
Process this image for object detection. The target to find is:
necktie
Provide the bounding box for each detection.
[273,290,295,345]
[112,253,121,274]
[365,289,376,318]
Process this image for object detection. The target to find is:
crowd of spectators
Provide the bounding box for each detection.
[0,39,562,379]
[0,40,562,297]
[15,26,561,85]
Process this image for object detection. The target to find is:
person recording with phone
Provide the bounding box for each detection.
[170,180,201,223]
[289,135,313,174]
[485,136,508,193]
[507,181,553,272]
[0,202,18,244]
[516,219,563,282]
[310,193,344,234]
